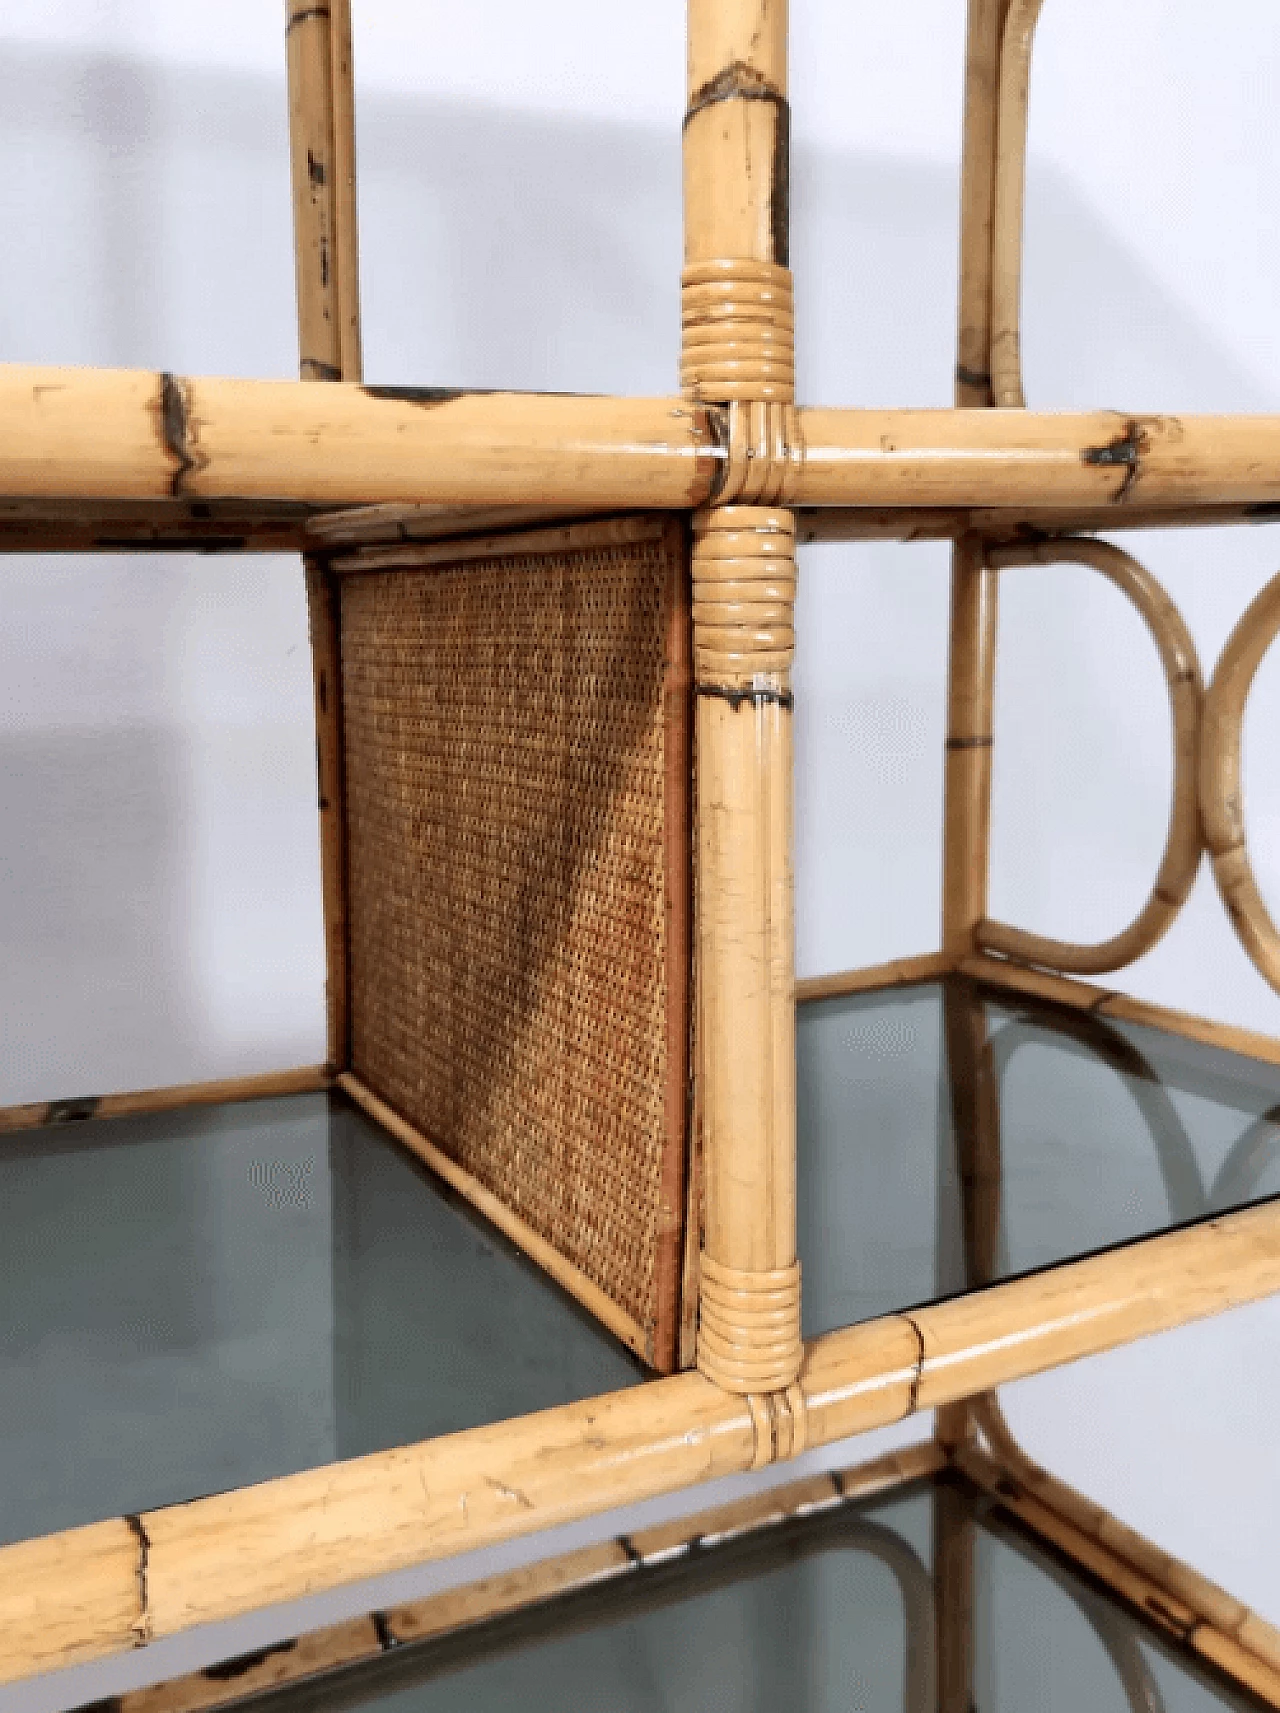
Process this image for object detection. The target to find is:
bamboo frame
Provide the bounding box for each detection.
[102,1431,1270,1713]
[683,0,803,1402]
[4,0,1280,1699]
[105,1443,942,1713]
[988,0,1046,408]
[0,1065,330,1138]
[937,0,1009,1454]
[1201,567,1280,997]
[979,538,1205,974]
[798,501,1280,542]
[285,0,363,1076]
[7,1194,1280,1684]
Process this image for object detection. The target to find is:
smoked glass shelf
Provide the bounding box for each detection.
[5,974,1277,1557]
[82,1457,1261,1713]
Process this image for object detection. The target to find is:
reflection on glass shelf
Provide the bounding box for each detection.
[0,1093,640,1549]
[798,977,1280,1336]
[5,972,1278,1550]
[176,1473,1254,1713]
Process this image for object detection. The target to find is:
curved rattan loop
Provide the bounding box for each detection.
[990,0,1047,408]
[1200,567,1280,996]
[979,539,1204,977]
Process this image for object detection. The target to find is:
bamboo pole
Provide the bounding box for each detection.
[285,0,363,1073]
[305,565,349,1072]
[959,951,1280,1068]
[0,369,716,509]
[795,409,1280,509]
[0,1066,330,1138]
[13,371,1280,512]
[988,0,1047,408]
[932,1476,978,1713]
[116,1443,945,1713]
[684,0,802,1400]
[941,534,999,962]
[327,0,362,380]
[1201,568,1280,997]
[937,0,1010,1450]
[797,502,1280,542]
[978,539,1204,975]
[6,1196,1280,1684]
[794,950,954,1004]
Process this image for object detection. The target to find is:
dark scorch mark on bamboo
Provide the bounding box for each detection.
[697,683,793,712]
[43,1095,100,1124]
[1080,419,1150,503]
[286,6,331,34]
[125,1514,151,1641]
[684,62,790,266]
[158,373,200,498]
[373,1611,401,1651]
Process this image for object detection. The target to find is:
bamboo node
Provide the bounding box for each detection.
[692,504,797,681]
[697,1255,803,1395]
[681,261,795,403]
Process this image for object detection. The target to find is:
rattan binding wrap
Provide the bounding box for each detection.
[338,516,692,1371]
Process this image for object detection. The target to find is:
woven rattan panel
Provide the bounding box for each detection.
[339,518,691,1371]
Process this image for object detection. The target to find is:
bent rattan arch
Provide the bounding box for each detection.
[979,538,1204,976]
[1200,567,1280,997]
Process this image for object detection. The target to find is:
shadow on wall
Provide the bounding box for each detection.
[1,41,1278,1093]
[0,40,1271,404]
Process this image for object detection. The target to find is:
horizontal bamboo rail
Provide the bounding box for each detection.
[0,497,313,554]
[118,1443,946,1713]
[794,950,953,1004]
[796,410,1280,509]
[797,502,1280,542]
[308,502,600,548]
[0,369,715,510]
[9,372,1280,515]
[958,952,1280,1070]
[0,1066,331,1138]
[5,1196,1279,1684]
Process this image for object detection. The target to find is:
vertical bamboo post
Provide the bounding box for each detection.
[933,1475,978,1713]
[285,0,363,1071]
[684,0,802,1413]
[938,0,1009,1452]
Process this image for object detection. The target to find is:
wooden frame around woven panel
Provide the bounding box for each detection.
[682,0,804,1416]
[285,0,363,1075]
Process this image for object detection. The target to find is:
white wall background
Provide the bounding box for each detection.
[2,2,1279,1701]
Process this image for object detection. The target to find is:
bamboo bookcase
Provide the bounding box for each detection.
[2,0,1280,1703]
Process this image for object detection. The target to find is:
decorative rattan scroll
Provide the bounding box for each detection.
[1200,569,1280,996]
[979,538,1204,977]
[975,536,1280,1002]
